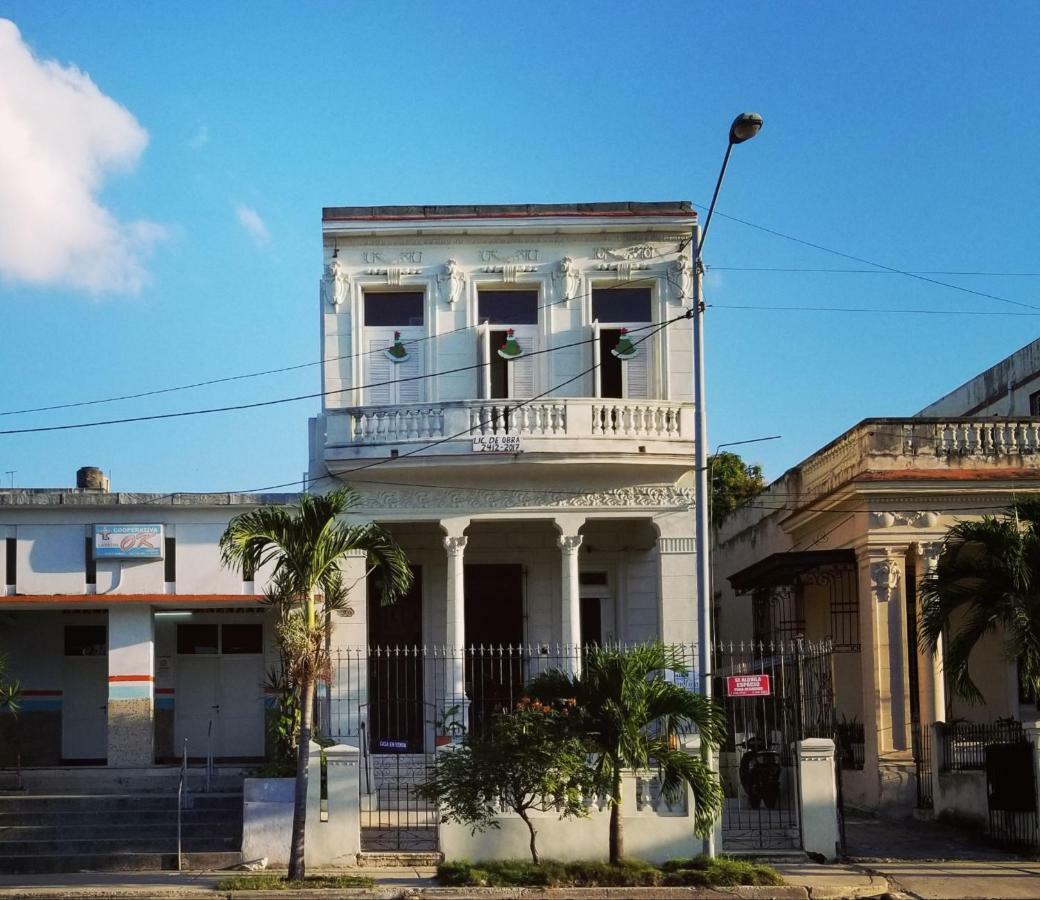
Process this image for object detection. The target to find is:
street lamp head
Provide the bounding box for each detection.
[729,112,763,145]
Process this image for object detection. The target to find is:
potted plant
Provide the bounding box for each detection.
[432,704,465,747]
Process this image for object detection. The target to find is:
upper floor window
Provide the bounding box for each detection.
[364,290,425,406]
[1030,389,1040,416]
[478,289,538,400]
[592,287,652,400]
[364,291,424,327]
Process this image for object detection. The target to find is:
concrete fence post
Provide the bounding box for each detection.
[1025,721,1040,850]
[797,738,840,861]
[930,721,945,816]
[305,742,361,867]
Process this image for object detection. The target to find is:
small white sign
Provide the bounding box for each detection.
[472,435,522,453]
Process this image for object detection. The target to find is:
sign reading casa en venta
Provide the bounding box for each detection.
[93,524,164,559]
[726,674,771,698]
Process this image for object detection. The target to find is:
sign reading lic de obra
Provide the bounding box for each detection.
[472,435,522,453]
[93,524,164,559]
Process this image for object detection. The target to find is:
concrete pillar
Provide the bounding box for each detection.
[655,527,698,647]
[919,542,946,724]
[554,515,584,675]
[1025,721,1040,849]
[107,605,154,766]
[306,741,361,867]
[797,738,840,861]
[328,548,368,744]
[441,519,469,720]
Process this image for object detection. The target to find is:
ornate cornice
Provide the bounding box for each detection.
[350,484,693,513]
[870,511,941,529]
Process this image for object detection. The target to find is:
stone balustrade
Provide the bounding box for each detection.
[322,398,692,460]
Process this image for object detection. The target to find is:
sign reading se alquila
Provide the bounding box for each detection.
[93,524,164,558]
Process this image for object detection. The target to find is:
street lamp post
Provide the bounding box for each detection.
[693,112,762,857]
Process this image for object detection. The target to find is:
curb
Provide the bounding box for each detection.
[0,888,812,900]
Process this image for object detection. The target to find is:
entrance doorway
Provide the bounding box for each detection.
[62,625,108,763]
[368,566,424,753]
[464,564,523,733]
[174,622,265,761]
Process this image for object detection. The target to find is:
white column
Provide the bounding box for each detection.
[558,534,583,667]
[329,548,368,744]
[442,518,469,720]
[796,738,840,861]
[919,542,946,723]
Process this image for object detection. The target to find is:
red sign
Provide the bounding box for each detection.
[726,674,771,697]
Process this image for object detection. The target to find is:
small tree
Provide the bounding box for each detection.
[0,653,20,714]
[416,700,596,864]
[711,451,765,529]
[529,643,726,865]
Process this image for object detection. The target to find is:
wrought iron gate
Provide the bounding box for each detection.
[986,734,1038,850]
[713,640,836,852]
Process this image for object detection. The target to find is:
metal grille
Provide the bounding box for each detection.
[986,733,1038,851]
[713,639,835,852]
[940,721,1025,772]
[910,722,933,809]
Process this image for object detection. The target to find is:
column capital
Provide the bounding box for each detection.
[439,517,471,540]
[552,514,586,537]
[557,534,583,555]
[443,535,468,557]
[916,540,943,574]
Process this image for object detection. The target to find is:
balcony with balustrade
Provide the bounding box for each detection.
[316,397,694,476]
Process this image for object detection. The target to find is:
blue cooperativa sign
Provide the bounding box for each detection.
[94,525,164,558]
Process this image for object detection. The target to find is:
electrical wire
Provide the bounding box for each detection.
[0,318,673,436]
[693,203,1040,312]
[710,267,1040,277]
[711,303,1040,318]
[0,257,687,418]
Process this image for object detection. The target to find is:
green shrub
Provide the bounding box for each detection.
[438,858,668,887]
[660,855,785,887]
[215,874,374,890]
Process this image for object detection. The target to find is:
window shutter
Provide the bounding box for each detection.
[396,344,423,404]
[367,338,395,405]
[622,340,649,399]
[479,326,490,400]
[592,321,602,398]
[510,336,537,399]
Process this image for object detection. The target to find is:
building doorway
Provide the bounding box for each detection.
[62,624,108,763]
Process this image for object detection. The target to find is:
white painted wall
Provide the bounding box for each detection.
[16,525,86,594]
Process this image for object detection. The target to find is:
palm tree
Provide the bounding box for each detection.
[919,499,1040,705]
[220,487,412,880]
[528,643,726,864]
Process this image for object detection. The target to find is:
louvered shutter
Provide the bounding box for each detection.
[622,337,649,399]
[510,333,537,399]
[397,344,423,404]
[367,338,395,405]
[479,325,491,399]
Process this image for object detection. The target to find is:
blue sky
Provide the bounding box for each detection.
[0,2,1038,491]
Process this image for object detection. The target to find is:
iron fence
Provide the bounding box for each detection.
[910,722,933,808]
[836,720,865,771]
[939,720,1024,772]
[316,642,701,752]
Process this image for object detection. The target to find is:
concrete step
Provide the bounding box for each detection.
[0,793,241,813]
[0,808,242,826]
[0,850,241,874]
[7,769,246,796]
[0,822,240,841]
[357,850,443,867]
[0,836,240,855]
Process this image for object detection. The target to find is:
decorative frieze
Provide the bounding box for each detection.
[870,511,940,529]
[361,249,424,265]
[658,537,695,554]
[479,248,539,263]
[364,266,422,286]
[480,263,538,282]
[349,485,694,513]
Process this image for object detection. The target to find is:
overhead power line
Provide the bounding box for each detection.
[712,303,1040,317]
[693,203,1040,312]
[711,267,1040,277]
[0,260,684,419]
[0,318,674,437]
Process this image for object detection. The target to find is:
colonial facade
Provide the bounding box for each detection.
[715,337,1040,812]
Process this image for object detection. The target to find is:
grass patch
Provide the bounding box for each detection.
[437,856,782,888]
[215,874,374,891]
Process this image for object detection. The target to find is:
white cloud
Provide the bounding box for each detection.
[234,203,270,245]
[188,124,209,150]
[0,19,164,295]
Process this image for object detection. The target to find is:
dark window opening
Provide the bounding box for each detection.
[579,572,608,587]
[478,290,538,325]
[599,329,623,399]
[580,596,602,647]
[221,623,263,654]
[85,537,96,586]
[363,291,424,327]
[1031,389,1040,416]
[177,623,219,655]
[64,625,107,657]
[489,329,509,399]
[592,287,651,323]
[164,538,176,583]
[5,538,14,586]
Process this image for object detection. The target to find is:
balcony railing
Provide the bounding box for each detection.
[324,398,691,452]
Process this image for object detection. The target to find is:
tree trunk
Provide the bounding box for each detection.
[608,765,623,864]
[518,809,539,864]
[288,675,315,881]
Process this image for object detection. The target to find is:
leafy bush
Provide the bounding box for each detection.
[436,857,770,888]
[215,874,374,890]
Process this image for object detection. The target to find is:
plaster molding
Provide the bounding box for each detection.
[869,555,902,603]
[917,540,943,574]
[328,233,690,250]
[360,249,425,266]
[870,511,941,529]
[322,254,351,307]
[552,256,580,305]
[666,255,693,306]
[350,485,694,513]
[593,260,651,281]
[658,537,695,554]
[557,534,583,555]
[343,549,368,559]
[364,266,422,286]
[443,536,468,557]
[480,263,538,282]
[437,258,465,305]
